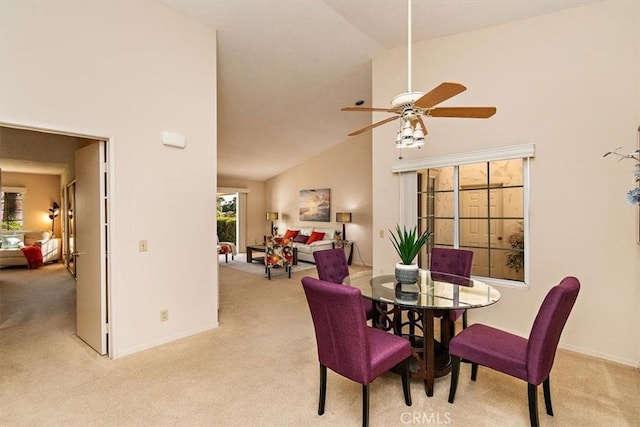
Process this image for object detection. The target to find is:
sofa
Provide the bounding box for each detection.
[281,227,335,263]
[0,231,61,268]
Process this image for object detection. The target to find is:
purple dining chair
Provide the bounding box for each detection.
[301,276,412,427]
[429,247,474,330]
[313,248,379,321]
[447,276,580,427]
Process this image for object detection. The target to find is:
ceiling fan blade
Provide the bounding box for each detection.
[428,107,497,118]
[414,82,467,109]
[348,116,399,136]
[341,106,398,113]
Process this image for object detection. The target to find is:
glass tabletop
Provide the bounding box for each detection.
[345,269,501,310]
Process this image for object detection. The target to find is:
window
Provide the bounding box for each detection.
[1,187,27,231]
[394,144,533,286]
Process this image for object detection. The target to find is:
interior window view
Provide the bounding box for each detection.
[420,159,525,282]
[1,1,638,426]
[0,190,24,230]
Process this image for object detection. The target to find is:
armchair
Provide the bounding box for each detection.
[216,236,237,263]
[264,236,294,279]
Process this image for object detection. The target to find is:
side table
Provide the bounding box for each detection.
[334,240,354,265]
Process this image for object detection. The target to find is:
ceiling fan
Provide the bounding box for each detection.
[342,0,496,148]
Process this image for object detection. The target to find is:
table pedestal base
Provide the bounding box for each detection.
[375,304,454,396]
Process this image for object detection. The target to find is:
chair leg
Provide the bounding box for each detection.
[287,265,291,278]
[528,383,540,427]
[543,377,553,416]
[448,355,461,403]
[362,384,369,427]
[401,358,412,406]
[471,363,478,381]
[318,364,327,415]
[462,311,468,329]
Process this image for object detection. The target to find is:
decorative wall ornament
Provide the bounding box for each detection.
[603,125,640,244]
[603,126,640,205]
[299,188,330,222]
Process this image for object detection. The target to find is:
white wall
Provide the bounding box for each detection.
[372,2,640,366]
[1,1,218,357]
[265,134,373,266]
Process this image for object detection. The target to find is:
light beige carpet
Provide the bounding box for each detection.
[218,252,316,276]
[1,263,639,426]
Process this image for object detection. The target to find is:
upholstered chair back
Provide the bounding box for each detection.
[265,236,294,267]
[526,276,580,384]
[313,248,349,284]
[301,277,371,384]
[429,247,474,277]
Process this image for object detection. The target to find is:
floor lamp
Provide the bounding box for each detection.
[336,212,352,241]
[48,202,60,235]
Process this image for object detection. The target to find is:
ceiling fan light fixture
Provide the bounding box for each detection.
[395,119,425,149]
[341,0,495,143]
[401,119,415,147]
[413,123,425,147]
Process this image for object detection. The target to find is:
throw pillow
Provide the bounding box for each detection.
[1,234,24,248]
[283,229,299,239]
[306,231,325,244]
[293,234,309,243]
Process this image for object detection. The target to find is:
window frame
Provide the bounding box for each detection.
[393,144,534,288]
[1,186,28,231]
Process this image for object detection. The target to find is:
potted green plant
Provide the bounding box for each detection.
[389,225,432,284]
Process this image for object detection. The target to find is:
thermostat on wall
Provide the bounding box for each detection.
[162,131,186,148]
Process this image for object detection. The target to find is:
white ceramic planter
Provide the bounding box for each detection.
[395,262,419,284]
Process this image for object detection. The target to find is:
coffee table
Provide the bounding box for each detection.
[246,245,266,263]
[246,244,298,265]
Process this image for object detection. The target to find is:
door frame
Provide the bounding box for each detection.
[0,119,115,358]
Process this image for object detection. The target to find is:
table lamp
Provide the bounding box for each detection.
[266,211,278,235]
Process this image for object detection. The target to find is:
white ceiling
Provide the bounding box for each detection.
[3,1,601,181]
[160,0,601,182]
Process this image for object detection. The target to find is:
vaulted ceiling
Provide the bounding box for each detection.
[162,0,601,182]
[1,1,601,180]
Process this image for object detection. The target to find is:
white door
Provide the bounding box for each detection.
[75,142,107,355]
[460,189,504,277]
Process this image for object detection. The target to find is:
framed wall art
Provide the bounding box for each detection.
[299,188,330,222]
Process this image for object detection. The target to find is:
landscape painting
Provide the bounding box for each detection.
[299,188,330,222]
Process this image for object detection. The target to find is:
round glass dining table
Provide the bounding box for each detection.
[345,269,501,396]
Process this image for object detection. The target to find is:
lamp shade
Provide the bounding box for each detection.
[266,211,278,221]
[336,212,352,223]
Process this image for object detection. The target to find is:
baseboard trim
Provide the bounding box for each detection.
[559,342,638,368]
[113,322,219,359]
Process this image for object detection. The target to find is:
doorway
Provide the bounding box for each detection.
[0,123,111,357]
[217,192,237,245]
